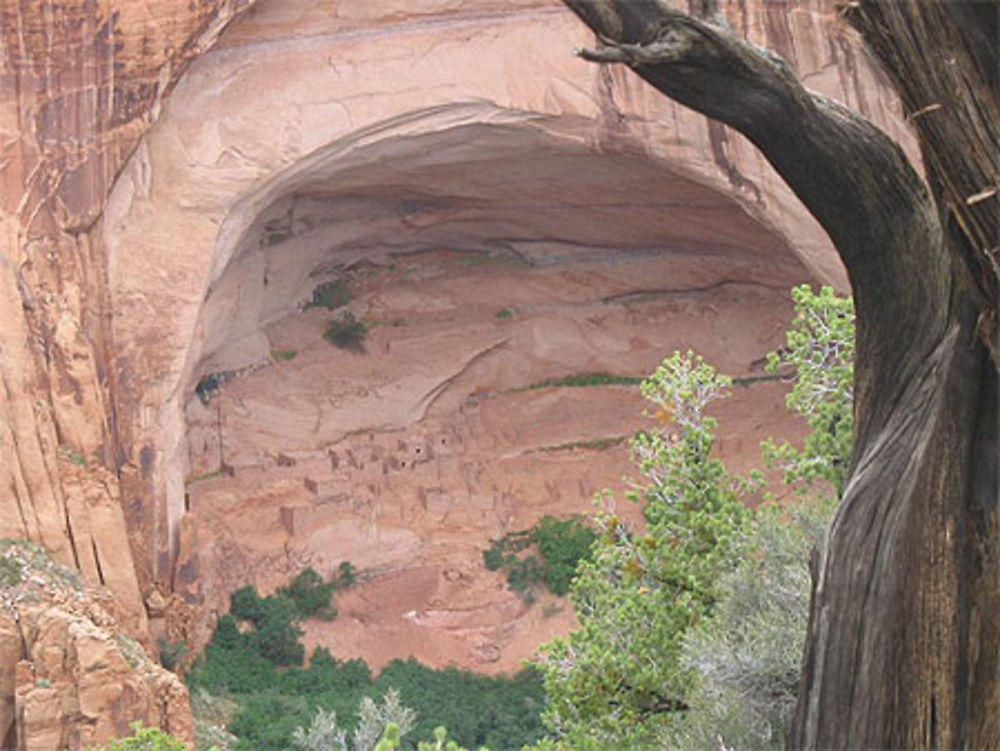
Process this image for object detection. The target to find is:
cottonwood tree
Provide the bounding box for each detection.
[559,1,999,748]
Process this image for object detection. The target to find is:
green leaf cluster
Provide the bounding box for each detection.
[324,311,368,350]
[99,722,185,751]
[279,567,338,620]
[306,279,353,310]
[762,284,854,496]
[483,515,595,599]
[0,555,24,587]
[230,585,305,666]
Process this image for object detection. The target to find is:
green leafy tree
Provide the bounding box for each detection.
[230,585,264,622]
[247,593,304,666]
[338,561,358,588]
[535,352,753,748]
[530,516,595,596]
[211,614,243,650]
[324,311,368,351]
[534,289,854,749]
[482,516,594,599]
[763,284,854,496]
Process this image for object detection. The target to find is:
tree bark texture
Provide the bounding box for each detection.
[560,1,1000,748]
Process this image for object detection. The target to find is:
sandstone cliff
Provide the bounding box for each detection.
[0,540,191,749]
[0,0,263,622]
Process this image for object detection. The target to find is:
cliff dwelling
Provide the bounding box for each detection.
[173,121,817,670]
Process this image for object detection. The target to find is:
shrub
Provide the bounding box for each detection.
[324,311,368,351]
[291,690,416,751]
[250,594,305,666]
[194,371,233,405]
[279,567,337,620]
[307,280,352,310]
[229,692,310,750]
[667,498,835,750]
[531,516,596,596]
[337,561,357,588]
[483,516,594,599]
[483,548,503,572]
[762,284,854,496]
[289,706,347,751]
[215,585,304,667]
[187,641,278,695]
[191,687,240,751]
[0,556,23,587]
[535,353,753,748]
[102,722,185,751]
[513,372,643,393]
[506,555,544,596]
[272,348,298,361]
[496,307,515,320]
[59,444,87,466]
[354,690,417,751]
[230,585,264,622]
[212,614,244,650]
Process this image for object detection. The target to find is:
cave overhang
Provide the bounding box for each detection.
[103,4,842,576]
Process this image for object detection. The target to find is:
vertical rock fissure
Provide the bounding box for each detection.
[90,538,105,587]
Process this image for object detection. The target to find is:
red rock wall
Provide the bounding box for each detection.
[0,1,254,747]
[0,0,255,621]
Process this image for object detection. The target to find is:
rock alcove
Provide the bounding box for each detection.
[99,0,899,670]
[170,115,814,670]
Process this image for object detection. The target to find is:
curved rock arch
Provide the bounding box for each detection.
[101,0,901,579]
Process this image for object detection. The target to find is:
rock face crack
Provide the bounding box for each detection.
[417,338,511,416]
[600,279,787,304]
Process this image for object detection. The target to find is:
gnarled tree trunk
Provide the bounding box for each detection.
[559,1,1000,748]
